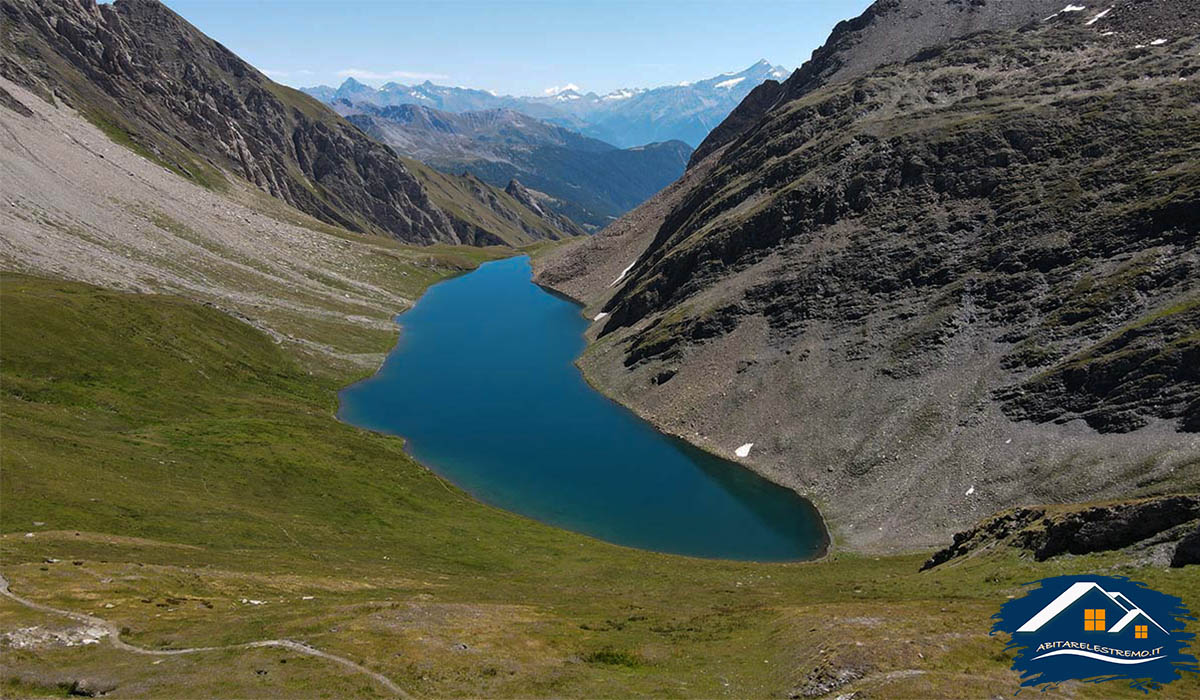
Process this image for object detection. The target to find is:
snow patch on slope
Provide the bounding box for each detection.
[1044,4,1087,21]
[609,261,636,287]
[1085,7,1112,25]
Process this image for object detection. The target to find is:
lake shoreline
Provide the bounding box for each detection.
[338,255,830,562]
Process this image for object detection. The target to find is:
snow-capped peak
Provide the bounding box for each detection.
[602,88,641,101]
[543,83,582,97]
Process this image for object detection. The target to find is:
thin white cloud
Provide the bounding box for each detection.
[336,68,449,82]
[542,83,582,96]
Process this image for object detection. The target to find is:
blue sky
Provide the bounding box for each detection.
[159,0,873,96]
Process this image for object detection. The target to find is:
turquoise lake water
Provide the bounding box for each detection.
[338,256,826,561]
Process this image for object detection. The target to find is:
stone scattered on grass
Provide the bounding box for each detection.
[1,624,110,649]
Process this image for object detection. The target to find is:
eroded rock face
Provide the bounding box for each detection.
[600,25,1198,434]
[998,304,1200,433]
[923,496,1200,570]
[920,507,1046,570]
[1,0,462,243]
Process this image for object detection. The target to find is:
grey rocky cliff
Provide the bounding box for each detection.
[2,0,463,243]
[537,1,1200,551]
[922,496,1200,569]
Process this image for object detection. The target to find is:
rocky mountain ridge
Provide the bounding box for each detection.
[691,0,1072,164]
[537,0,1200,551]
[1,0,571,246]
[504,179,589,238]
[338,101,692,229]
[303,60,791,148]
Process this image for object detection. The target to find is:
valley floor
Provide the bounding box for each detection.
[2,272,1198,698]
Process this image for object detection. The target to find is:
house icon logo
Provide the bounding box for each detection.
[992,575,1198,691]
[1017,581,1168,647]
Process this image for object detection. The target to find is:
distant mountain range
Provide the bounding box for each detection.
[302,60,790,148]
[336,102,691,229]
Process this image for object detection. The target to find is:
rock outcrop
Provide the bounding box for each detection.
[1171,525,1200,567]
[922,496,1200,569]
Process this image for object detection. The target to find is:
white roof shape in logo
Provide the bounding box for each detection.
[1016,581,1167,635]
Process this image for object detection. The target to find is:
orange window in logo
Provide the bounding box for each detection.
[1084,609,1106,631]
[1135,625,1148,639]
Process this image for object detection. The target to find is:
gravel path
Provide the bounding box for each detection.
[0,572,410,697]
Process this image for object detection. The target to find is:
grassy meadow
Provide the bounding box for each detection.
[1,267,1198,698]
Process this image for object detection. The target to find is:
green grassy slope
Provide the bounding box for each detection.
[401,159,568,246]
[2,273,1197,697]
